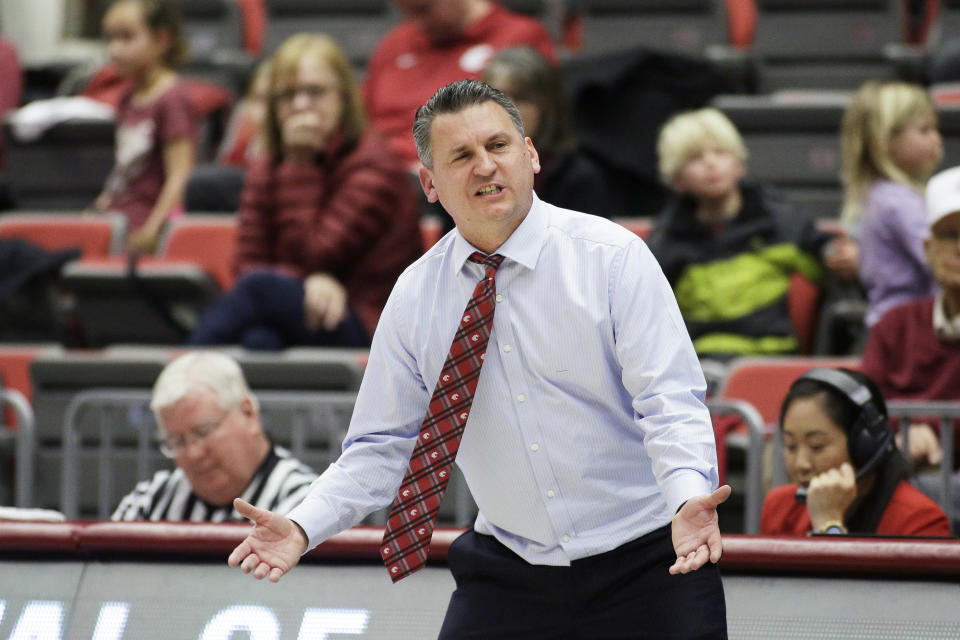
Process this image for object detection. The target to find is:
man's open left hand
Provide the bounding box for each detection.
[669,484,731,575]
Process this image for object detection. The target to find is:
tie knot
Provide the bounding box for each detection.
[468,252,504,273]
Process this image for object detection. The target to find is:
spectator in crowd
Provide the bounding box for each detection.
[760,368,950,537]
[840,80,943,327]
[862,165,960,404]
[185,58,272,213]
[482,46,611,219]
[112,351,318,521]
[365,0,555,170]
[648,107,858,360]
[93,0,197,253]
[861,165,960,525]
[188,34,422,350]
[217,58,271,168]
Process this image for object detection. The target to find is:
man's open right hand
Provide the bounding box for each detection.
[228,498,308,582]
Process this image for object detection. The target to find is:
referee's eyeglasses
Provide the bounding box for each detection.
[158,410,233,459]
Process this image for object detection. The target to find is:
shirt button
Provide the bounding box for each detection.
[530,443,539,452]
[547,490,555,498]
[495,294,503,302]
[517,394,526,402]
[562,534,570,543]
[503,344,512,353]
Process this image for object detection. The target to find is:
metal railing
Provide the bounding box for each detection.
[1,388,36,508]
[888,401,958,530]
[60,388,357,520]
[707,399,766,534]
[53,390,767,531]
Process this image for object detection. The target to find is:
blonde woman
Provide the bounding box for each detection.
[840,81,943,326]
[189,34,422,349]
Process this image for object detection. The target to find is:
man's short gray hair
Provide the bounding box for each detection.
[413,79,526,168]
[150,351,258,427]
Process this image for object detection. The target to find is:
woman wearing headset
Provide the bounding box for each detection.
[761,368,950,537]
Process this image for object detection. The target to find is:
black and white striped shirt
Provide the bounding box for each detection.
[111,445,318,522]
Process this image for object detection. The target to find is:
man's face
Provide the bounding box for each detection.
[925,210,960,293]
[419,101,540,250]
[158,387,265,507]
[394,0,466,44]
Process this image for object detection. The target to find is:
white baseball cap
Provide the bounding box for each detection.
[926,166,960,229]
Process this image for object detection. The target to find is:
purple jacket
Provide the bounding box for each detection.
[857,180,936,326]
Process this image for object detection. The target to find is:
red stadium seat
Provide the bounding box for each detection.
[787,273,821,355]
[0,345,59,405]
[615,217,654,241]
[718,356,861,427]
[0,213,127,258]
[159,215,238,291]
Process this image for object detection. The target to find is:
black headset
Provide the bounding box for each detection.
[787,368,895,477]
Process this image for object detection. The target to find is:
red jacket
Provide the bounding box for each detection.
[860,297,960,462]
[760,482,951,537]
[234,131,423,338]
[364,2,555,166]
[861,297,960,401]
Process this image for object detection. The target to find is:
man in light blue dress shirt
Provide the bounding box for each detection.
[229,80,730,638]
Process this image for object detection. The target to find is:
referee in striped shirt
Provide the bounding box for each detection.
[112,351,318,522]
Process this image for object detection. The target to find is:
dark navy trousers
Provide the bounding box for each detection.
[439,525,727,639]
[188,271,368,350]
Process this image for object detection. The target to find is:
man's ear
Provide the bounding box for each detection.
[419,165,440,203]
[239,395,257,420]
[923,236,933,266]
[526,137,541,174]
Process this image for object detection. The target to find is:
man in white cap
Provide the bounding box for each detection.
[860,165,960,526]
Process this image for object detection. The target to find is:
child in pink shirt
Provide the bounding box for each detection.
[94,0,196,252]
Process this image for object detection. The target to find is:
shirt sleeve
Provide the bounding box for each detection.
[286,277,431,550]
[610,238,718,514]
[156,84,196,144]
[881,194,929,272]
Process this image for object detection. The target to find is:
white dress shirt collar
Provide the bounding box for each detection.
[450,192,548,272]
[933,291,960,341]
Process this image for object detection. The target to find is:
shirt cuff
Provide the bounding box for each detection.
[661,469,714,515]
[286,495,343,553]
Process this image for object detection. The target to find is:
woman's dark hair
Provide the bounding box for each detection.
[482,46,576,157]
[779,368,888,437]
[781,368,912,534]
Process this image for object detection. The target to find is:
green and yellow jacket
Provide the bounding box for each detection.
[648,183,835,357]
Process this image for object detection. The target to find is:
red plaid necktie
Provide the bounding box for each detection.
[380,251,504,582]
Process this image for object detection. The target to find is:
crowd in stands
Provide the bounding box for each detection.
[1,0,960,540]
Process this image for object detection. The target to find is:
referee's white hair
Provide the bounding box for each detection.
[151,351,259,419]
